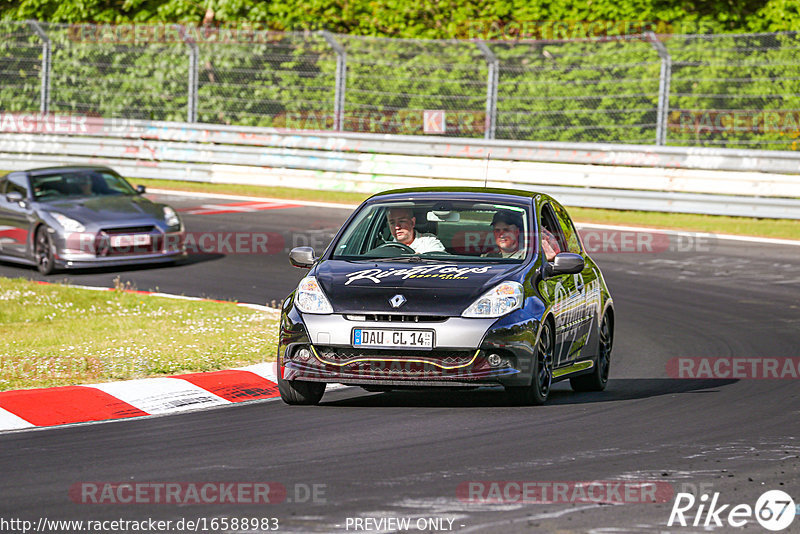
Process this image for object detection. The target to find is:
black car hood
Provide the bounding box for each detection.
[315,260,523,316]
[41,195,164,224]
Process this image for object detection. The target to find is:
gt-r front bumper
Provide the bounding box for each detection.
[53,229,186,269]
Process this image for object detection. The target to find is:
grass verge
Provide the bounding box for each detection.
[135,178,800,241]
[0,277,278,392]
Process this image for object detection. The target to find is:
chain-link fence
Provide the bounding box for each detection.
[2,22,799,150]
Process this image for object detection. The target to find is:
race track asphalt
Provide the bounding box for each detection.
[0,192,798,533]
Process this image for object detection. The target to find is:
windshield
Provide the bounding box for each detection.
[31,170,137,201]
[331,200,535,263]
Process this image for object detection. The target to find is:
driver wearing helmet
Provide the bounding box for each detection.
[386,207,445,254]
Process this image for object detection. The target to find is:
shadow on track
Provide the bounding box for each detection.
[319,378,739,408]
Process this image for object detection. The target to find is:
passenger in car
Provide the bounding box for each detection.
[482,210,526,259]
[386,207,445,253]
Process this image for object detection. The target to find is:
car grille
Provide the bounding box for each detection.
[102,226,156,235]
[313,346,477,368]
[345,314,447,323]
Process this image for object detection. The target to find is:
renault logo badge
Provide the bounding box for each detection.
[389,294,406,308]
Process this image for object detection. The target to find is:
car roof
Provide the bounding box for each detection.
[23,165,116,177]
[366,186,545,204]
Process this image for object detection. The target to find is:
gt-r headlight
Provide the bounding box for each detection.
[462,281,524,318]
[163,206,180,228]
[295,276,333,314]
[52,213,85,232]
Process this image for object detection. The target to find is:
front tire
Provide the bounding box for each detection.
[570,313,613,392]
[506,320,554,405]
[35,226,56,275]
[278,374,326,405]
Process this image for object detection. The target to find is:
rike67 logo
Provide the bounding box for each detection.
[668,490,795,531]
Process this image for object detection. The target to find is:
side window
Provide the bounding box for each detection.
[540,203,567,251]
[6,174,29,198]
[0,176,7,195]
[552,202,582,254]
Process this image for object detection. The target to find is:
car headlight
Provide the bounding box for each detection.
[52,213,85,232]
[462,281,524,318]
[294,276,333,314]
[163,206,180,228]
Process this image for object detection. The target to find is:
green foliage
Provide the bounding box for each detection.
[750,0,800,32]
[0,0,798,148]
[0,0,792,36]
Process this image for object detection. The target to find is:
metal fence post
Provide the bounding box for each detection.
[647,31,671,146]
[27,20,51,114]
[320,31,346,131]
[475,41,498,140]
[178,24,199,123]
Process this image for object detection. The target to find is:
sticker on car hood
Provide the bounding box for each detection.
[344,265,493,285]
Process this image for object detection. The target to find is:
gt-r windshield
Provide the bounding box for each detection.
[331,200,535,262]
[31,170,138,201]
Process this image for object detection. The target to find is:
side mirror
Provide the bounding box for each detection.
[136,185,146,194]
[6,191,25,205]
[550,253,585,275]
[289,246,315,268]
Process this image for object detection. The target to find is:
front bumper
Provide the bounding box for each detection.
[55,249,186,269]
[53,229,185,269]
[279,303,539,388]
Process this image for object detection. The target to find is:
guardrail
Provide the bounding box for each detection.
[1,117,799,218]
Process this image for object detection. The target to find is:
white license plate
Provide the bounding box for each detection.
[353,328,434,349]
[110,234,151,247]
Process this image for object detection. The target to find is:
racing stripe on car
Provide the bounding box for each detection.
[0,386,148,426]
[0,225,27,244]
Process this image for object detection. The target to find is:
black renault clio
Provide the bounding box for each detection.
[278,187,614,405]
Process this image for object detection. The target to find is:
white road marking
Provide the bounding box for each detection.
[0,407,34,430]
[90,377,231,415]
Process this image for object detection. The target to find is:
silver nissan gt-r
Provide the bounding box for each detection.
[0,165,185,274]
